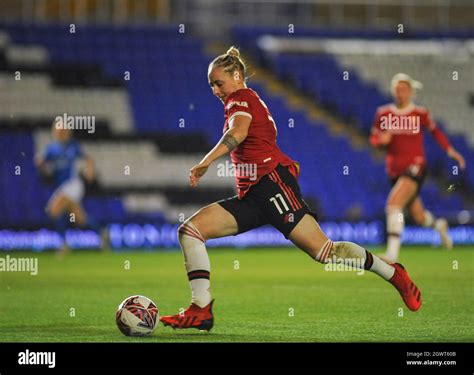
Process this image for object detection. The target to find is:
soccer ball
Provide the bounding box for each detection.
[116,295,159,336]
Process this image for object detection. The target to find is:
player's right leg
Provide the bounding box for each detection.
[384,176,418,262]
[288,214,422,311]
[408,197,452,250]
[160,202,240,331]
[178,201,239,307]
[68,200,87,226]
[45,192,70,245]
[68,200,109,250]
[47,177,87,254]
[46,193,72,256]
[46,193,70,220]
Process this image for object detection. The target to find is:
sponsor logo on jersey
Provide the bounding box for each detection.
[226,100,248,110]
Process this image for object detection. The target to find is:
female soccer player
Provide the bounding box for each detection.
[160,48,423,332]
[370,73,466,263]
[35,124,99,255]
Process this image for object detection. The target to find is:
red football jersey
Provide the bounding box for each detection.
[223,88,297,198]
[370,103,450,179]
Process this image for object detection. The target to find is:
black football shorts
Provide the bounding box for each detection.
[218,164,318,239]
[390,164,427,200]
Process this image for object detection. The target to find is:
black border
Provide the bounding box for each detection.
[1,342,472,370]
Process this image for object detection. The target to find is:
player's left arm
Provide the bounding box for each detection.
[446,144,466,170]
[34,145,53,177]
[189,115,251,187]
[83,154,95,182]
[77,143,95,182]
[425,112,466,169]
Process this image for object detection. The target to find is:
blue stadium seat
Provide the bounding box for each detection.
[1,24,471,225]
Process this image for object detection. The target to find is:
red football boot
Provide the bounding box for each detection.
[389,263,422,311]
[160,300,214,331]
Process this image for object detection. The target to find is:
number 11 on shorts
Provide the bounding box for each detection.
[269,193,290,214]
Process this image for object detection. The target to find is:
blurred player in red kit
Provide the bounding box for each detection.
[160,48,424,332]
[370,73,466,263]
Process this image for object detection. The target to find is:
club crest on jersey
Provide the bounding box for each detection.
[226,100,248,110]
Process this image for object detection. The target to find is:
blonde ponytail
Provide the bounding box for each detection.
[209,46,248,82]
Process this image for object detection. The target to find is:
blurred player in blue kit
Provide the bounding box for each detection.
[35,123,103,255]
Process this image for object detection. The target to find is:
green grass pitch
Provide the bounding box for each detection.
[0,246,472,342]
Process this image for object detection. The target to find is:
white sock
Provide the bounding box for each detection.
[178,221,211,308]
[316,240,395,280]
[386,207,404,263]
[434,217,447,232]
[422,210,435,227]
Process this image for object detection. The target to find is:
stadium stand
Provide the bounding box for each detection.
[0,24,471,231]
[232,27,472,215]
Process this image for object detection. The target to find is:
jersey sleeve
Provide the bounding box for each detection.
[74,141,85,159]
[423,109,437,132]
[43,144,54,161]
[369,108,383,147]
[226,91,253,124]
[421,110,450,151]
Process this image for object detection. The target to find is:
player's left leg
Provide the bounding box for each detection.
[408,197,452,249]
[67,200,108,249]
[59,177,107,249]
[263,165,421,311]
[385,176,418,262]
[50,194,89,229]
[46,193,70,222]
[288,214,395,280]
[262,165,401,286]
[46,193,72,256]
[288,214,422,311]
[67,200,87,227]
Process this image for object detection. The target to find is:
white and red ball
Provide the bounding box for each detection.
[116,295,159,336]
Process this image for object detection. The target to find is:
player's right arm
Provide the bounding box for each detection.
[35,151,56,185]
[34,148,52,176]
[189,114,251,187]
[369,109,392,147]
[423,109,466,170]
[75,142,95,183]
[34,154,45,168]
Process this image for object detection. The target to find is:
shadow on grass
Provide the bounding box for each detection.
[2,325,256,342]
